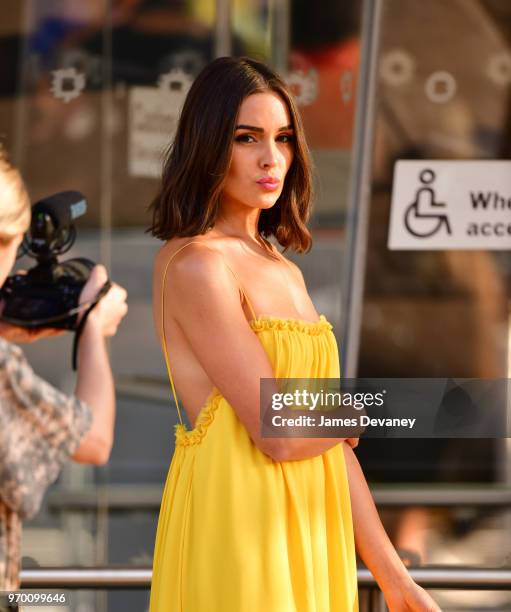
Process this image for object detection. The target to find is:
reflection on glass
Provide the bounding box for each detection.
[354,3,511,607]
[289,0,361,226]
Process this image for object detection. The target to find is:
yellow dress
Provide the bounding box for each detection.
[149,241,358,612]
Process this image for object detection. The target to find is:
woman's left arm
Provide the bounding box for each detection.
[342,444,441,612]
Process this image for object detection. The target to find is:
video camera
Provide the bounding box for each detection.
[0,191,111,367]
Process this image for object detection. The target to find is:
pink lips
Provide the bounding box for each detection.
[257,177,280,190]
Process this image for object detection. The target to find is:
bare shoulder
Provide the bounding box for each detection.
[156,237,219,274]
[283,256,303,278]
[272,246,306,286]
[156,237,236,296]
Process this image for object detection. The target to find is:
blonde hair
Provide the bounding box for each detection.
[0,148,30,244]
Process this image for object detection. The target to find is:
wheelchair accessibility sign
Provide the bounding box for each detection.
[388,160,511,249]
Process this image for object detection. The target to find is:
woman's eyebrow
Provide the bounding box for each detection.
[235,124,293,132]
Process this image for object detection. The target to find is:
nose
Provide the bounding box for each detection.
[259,139,280,169]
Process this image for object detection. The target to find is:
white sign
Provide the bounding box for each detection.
[128,70,192,178]
[388,160,511,250]
[128,87,178,178]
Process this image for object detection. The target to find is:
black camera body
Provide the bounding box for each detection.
[0,191,96,329]
[1,258,94,329]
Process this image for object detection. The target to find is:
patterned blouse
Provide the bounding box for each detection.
[0,338,92,590]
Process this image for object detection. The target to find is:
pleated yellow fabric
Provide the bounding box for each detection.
[149,244,358,612]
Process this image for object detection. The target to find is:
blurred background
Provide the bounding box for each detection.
[1,0,511,610]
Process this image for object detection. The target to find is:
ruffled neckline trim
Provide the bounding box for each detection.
[175,388,222,446]
[249,314,333,335]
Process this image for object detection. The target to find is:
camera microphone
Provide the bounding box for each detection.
[21,190,87,260]
[0,191,110,369]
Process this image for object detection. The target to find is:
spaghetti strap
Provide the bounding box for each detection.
[216,256,258,322]
[271,244,296,277]
[160,240,257,425]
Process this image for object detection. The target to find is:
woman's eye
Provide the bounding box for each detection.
[278,134,294,143]
[235,134,256,143]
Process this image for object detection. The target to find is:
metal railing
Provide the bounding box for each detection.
[19,566,511,612]
[20,566,511,589]
[46,484,511,511]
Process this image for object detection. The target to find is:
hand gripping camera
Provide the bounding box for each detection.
[0,191,111,368]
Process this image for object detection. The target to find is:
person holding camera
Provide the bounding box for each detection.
[0,151,128,595]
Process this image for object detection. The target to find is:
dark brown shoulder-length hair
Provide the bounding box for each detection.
[147,55,313,253]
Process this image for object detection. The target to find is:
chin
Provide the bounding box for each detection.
[259,200,277,210]
[257,195,281,210]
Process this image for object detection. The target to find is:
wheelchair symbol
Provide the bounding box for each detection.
[404,169,452,238]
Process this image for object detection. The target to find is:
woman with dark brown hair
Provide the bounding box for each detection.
[148,56,439,612]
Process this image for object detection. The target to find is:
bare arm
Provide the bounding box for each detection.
[166,245,347,462]
[71,267,128,465]
[71,317,115,465]
[343,445,441,611]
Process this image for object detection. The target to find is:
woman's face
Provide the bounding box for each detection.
[0,233,23,288]
[221,91,295,212]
